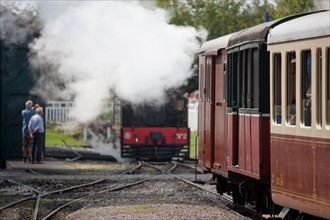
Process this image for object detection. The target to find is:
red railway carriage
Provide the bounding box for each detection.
[268,11,330,219]
[225,20,280,209]
[198,11,330,219]
[196,33,234,179]
[197,10,329,219]
[225,12,310,185]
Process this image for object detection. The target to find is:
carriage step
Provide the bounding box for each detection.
[262,207,290,219]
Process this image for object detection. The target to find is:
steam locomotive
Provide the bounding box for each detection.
[120,90,190,161]
[197,11,330,219]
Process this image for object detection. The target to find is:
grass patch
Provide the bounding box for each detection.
[45,123,87,147]
[190,131,198,159]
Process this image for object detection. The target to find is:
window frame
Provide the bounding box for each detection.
[301,50,312,127]
[286,51,296,126]
[273,53,282,124]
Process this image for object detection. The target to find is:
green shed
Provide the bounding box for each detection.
[0,6,43,167]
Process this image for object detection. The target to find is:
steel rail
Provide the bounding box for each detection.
[42,172,162,220]
[142,161,235,208]
[0,178,107,220]
[32,195,41,220]
[0,195,36,210]
[42,178,107,196]
[6,179,41,194]
[174,161,200,170]
[41,194,89,220]
[143,162,222,198]
[121,160,143,174]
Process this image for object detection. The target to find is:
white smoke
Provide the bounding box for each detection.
[3,1,207,123]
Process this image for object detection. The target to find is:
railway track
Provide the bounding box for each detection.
[0,161,257,219]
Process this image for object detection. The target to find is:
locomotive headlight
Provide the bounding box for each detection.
[135,136,138,143]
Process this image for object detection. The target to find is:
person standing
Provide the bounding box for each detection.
[29,107,45,164]
[22,100,35,163]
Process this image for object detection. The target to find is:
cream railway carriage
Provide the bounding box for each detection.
[268,11,330,219]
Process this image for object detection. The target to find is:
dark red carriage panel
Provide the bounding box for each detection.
[228,115,270,180]
[271,134,330,219]
[121,127,189,146]
[213,52,228,176]
[260,116,270,177]
[251,117,260,175]
[198,56,206,167]
[198,56,214,169]
[238,114,246,170]
[244,115,252,172]
[227,113,238,168]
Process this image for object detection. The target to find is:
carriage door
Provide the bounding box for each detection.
[234,47,261,173]
[198,55,215,168]
[213,52,228,170]
[198,56,206,165]
[233,48,250,169]
[204,57,215,168]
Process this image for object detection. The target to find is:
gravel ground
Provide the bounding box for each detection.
[0,161,250,220]
[65,177,248,220]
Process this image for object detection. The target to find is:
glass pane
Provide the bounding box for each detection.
[224,62,227,102]
[274,53,282,124]
[316,48,322,127]
[206,63,211,101]
[302,50,312,127]
[287,52,296,125]
[239,51,245,108]
[327,48,330,126]
[199,64,204,101]
[252,49,259,108]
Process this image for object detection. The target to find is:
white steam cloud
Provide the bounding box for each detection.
[3,1,207,123]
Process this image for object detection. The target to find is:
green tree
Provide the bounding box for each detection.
[156,0,315,93]
[273,0,314,19]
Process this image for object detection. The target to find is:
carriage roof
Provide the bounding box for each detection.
[227,12,322,48]
[196,33,234,55]
[267,10,330,44]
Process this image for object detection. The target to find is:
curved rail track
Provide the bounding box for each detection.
[0,161,258,219]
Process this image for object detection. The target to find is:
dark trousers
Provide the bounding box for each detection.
[22,134,32,158]
[32,133,44,163]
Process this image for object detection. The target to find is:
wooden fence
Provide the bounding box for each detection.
[45,101,76,123]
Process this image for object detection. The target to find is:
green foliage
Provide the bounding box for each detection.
[156,0,316,93]
[273,0,314,19]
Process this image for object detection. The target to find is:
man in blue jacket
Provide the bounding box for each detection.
[22,100,35,163]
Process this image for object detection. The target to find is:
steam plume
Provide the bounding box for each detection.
[3,1,207,123]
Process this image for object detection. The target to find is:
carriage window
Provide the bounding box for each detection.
[228,52,238,110]
[244,50,248,108]
[287,52,296,126]
[246,50,252,108]
[206,62,211,101]
[326,48,330,126]
[239,50,246,108]
[199,64,204,101]
[246,48,259,109]
[316,48,322,127]
[224,62,227,102]
[302,50,311,127]
[227,54,233,108]
[274,53,282,124]
[252,48,259,108]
